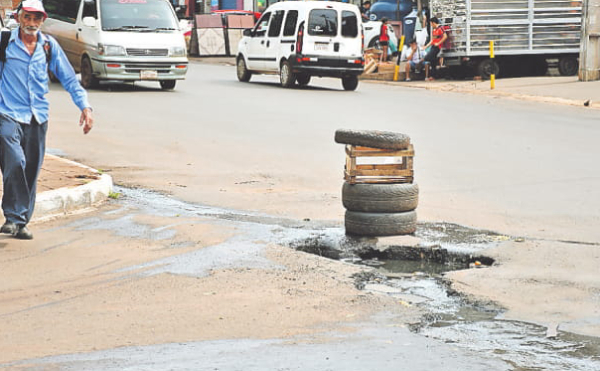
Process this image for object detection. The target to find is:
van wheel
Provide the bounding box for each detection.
[80,57,99,89]
[341,76,359,91]
[237,57,252,82]
[296,73,311,86]
[160,80,176,90]
[280,60,296,88]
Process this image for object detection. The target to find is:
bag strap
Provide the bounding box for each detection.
[0,30,11,63]
[0,31,51,64]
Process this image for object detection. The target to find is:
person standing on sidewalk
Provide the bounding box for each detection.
[379,17,390,62]
[0,0,93,240]
[422,17,447,80]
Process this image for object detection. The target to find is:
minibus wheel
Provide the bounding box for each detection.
[80,56,99,89]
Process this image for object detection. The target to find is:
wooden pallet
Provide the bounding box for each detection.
[344,144,414,184]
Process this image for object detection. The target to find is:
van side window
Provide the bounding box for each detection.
[44,0,80,24]
[341,11,358,37]
[82,0,98,19]
[308,9,337,37]
[254,12,271,37]
[282,10,298,36]
[268,10,285,37]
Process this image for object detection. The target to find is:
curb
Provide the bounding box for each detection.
[32,155,114,223]
[362,78,598,109]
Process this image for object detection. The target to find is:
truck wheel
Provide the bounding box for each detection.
[558,56,578,76]
[342,182,419,213]
[334,129,411,150]
[80,56,99,89]
[160,80,176,90]
[296,73,311,86]
[341,76,359,91]
[280,60,296,88]
[477,58,500,80]
[345,210,417,236]
[237,57,251,82]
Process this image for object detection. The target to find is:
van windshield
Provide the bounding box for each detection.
[101,0,178,31]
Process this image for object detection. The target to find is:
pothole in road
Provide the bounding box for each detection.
[286,226,600,371]
[105,187,600,370]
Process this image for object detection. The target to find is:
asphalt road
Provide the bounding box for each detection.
[10,61,595,369]
[47,60,600,243]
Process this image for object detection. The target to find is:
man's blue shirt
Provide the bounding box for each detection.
[0,28,91,124]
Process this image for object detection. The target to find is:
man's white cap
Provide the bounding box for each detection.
[20,0,47,19]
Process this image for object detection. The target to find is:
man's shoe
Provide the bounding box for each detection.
[15,226,33,240]
[1,222,17,235]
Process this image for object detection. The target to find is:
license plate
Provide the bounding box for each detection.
[140,70,158,80]
[314,43,329,51]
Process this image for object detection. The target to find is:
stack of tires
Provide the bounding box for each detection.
[335,129,419,236]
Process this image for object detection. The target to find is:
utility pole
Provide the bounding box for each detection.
[579,0,600,81]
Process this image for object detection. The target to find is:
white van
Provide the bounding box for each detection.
[41,0,188,90]
[236,1,364,91]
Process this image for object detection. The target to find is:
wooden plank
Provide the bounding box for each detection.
[346,144,414,158]
[348,169,414,177]
[355,164,405,170]
[344,174,414,184]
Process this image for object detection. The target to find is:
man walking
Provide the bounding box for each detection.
[0,0,93,240]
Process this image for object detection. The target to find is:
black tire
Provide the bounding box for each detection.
[280,60,296,88]
[296,73,311,86]
[342,182,419,213]
[80,56,99,89]
[558,56,578,76]
[160,80,176,90]
[341,75,359,91]
[477,58,500,80]
[345,210,417,236]
[368,37,381,50]
[334,129,411,150]
[237,57,251,82]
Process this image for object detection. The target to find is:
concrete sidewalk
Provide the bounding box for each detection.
[378,75,600,109]
[0,154,113,224]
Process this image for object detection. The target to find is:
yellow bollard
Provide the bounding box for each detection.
[489,40,495,90]
[393,35,406,81]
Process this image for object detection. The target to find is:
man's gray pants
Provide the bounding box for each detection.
[0,114,47,227]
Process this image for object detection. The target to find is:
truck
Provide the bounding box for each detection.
[431,0,582,78]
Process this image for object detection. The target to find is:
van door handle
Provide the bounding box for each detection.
[266,41,270,47]
[76,32,79,40]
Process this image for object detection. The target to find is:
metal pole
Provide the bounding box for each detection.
[490,40,495,89]
[393,35,406,81]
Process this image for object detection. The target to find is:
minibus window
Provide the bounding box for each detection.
[83,0,98,19]
[282,10,298,36]
[101,0,178,31]
[308,9,337,37]
[45,0,79,24]
[341,11,357,37]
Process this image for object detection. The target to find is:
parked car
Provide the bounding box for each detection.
[236,1,364,91]
[363,20,398,52]
[41,0,189,90]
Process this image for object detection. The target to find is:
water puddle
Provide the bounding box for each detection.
[93,187,600,370]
